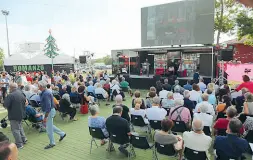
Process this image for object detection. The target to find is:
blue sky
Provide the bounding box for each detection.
[0,0,231,58]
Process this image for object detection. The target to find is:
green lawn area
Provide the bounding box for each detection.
[0,90,252,160]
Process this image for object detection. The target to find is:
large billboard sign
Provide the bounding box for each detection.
[141,0,215,47]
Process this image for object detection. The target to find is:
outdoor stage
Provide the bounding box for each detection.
[111,74,211,89]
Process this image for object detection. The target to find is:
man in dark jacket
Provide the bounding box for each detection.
[4,83,27,149]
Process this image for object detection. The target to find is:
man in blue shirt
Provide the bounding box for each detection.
[87,81,95,94]
[38,80,66,149]
[183,80,192,91]
[214,118,248,159]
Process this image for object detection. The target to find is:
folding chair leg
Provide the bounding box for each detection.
[152,149,159,160]
[90,139,93,154]
[107,140,114,152]
[94,139,98,148]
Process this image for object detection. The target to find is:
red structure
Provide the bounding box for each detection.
[223,39,253,63]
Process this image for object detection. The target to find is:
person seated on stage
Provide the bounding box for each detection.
[214,118,248,160]
[161,91,175,109]
[193,103,213,129]
[112,95,130,122]
[198,77,207,93]
[130,98,149,124]
[88,104,108,145]
[242,92,253,115]
[168,99,191,129]
[106,106,131,157]
[146,91,156,108]
[183,80,192,91]
[195,94,215,116]
[189,84,202,103]
[238,114,253,138]
[59,93,77,121]
[163,78,172,91]
[173,86,184,100]
[207,89,216,106]
[172,80,181,92]
[147,96,167,121]
[183,119,212,158]
[183,90,195,117]
[87,81,95,95]
[154,119,183,160]
[120,77,132,96]
[132,90,145,109]
[0,140,19,160]
[159,85,169,99]
[95,84,108,99]
[216,95,231,119]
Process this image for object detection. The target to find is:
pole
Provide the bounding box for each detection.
[51,57,54,78]
[211,46,214,79]
[4,15,10,57]
[128,50,130,76]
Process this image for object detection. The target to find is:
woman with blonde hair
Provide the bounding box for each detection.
[130,98,149,124]
[205,83,215,95]
[243,93,253,115]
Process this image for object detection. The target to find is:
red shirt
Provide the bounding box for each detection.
[236,81,253,93]
[214,118,244,134]
[26,76,33,82]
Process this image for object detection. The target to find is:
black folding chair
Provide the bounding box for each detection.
[171,120,188,133]
[203,126,211,136]
[154,142,177,160]
[89,127,106,154]
[107,133,130,157]
[184,147,207,160]
[245,130,253,143]
[149,120,162,130]
[30,100,40,108]
[215,149,241,160]
[129,135,155,160]
[95,94,106,105]
[130,115,151,137]
[217,129,227,136]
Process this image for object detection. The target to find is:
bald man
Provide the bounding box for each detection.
[183,119,212,153]
[0,141,18,160]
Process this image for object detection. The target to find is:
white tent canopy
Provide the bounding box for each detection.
[4,53,75,66]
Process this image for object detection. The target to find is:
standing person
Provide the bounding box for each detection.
[3,83,27,149]
[38,80,66,149]
[143,59,150,77]
[193,69,200,84]
[0,72,9,101]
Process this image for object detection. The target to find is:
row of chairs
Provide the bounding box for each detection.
[89,127,207,160]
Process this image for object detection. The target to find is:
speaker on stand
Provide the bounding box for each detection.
[79,56,87,64]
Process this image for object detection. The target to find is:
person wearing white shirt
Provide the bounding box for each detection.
[54,73,62,83]
[173,86,184,100]
[146,97,167,121]
[159,89,169,99]
[110,80,121,94]
[189,84,202,103]
[195,94,215,116]
[183,119,212,156]
[95,84,108,98]
[193,103,213,128]
[130,98,149,124]
[198,78,206,93]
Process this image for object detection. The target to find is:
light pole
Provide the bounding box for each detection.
[1,10,11,57]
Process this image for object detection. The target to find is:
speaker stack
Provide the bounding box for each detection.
[79,56,87,64]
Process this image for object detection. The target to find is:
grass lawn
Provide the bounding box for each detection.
[0,90,251,160]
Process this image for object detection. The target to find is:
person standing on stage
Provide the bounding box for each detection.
[38,80,66,149]
[145,59,150,77]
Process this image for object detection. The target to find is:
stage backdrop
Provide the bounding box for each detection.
[4,64,74,74]
[141,0,215,47]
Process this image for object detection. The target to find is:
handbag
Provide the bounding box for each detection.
[80,103,88,114]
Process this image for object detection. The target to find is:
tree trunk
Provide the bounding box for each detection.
[217,0,224,44]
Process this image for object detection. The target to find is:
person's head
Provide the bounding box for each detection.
[161,119,174,132]
[71,86,77,93]
[245,93,253,102]
[148,91,156,98]
[89,104,99,116]
[115,95,123,104]
[174,85,181,93]
[149,86,156,93]
[174,80,179,85]
[113,106,123,115]
[192,119,204,132]
[227,118,242,134]
[134,98,142,110]
[38,80,48,91]
[164,79,168,84]
[24,85,31,92]
[96,83,102,88]
[62,93,70,101]
[78,85,85,93]
[201,93,209,101]
[207,89,213,95]
[222,95,231,105]
[238,114,247,124]
[134,90,141,98]
[183,90,190,99]
[226,106,237,118]
[174,99,184,106]
[167,92,174,99]
[0,141,18,160]
[242,75,250,82]
[199,103,209,113]
[46,84,51,89]
[9,83,18,93]
[89,81,93,86]
[152,96,161,106]
[112,80,117,85]
[192,84,200,91]
[207,83,214,91]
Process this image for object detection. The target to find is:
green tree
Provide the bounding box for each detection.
[94,55,112,65]
[0,48,4,70]
[215,0,238,44]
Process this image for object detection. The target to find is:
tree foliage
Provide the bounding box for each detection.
[0,48,4,70]
[94,55,112,65]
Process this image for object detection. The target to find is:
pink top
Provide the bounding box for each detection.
[168,106,191,123]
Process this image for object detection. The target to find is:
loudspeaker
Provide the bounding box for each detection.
[220,49,233,61]
[79,56,86,64]
[199,54,216,77]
